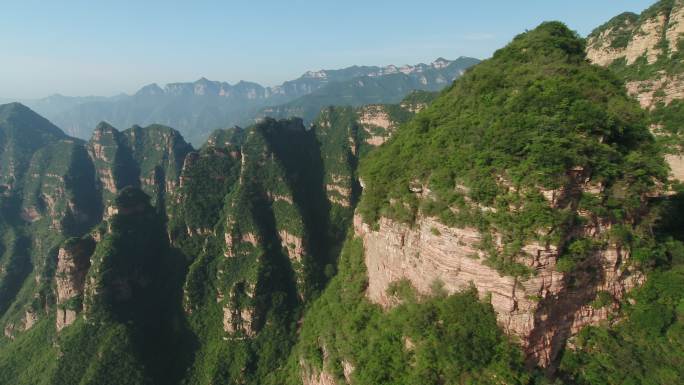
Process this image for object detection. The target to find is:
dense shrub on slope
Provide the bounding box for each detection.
[359,22,666,275]
[288,236,531,385]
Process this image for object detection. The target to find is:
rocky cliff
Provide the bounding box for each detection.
[312,92,432,210]
[354,212,643,368]
[0,104,102,338]
[587,0,684,180]
[165,117,354,384]
[55,237,94,330]
[0,105,192,344]
[88,121,192,214]
[2,7,682,384]
[351,21,666,372]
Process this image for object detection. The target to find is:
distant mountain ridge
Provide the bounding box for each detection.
[10,57,479,144]
[139,57,467,99]
[255,57,478,123]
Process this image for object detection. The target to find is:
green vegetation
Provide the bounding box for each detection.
[4,9,684,384]
[0,317,58,385]
[170,118,345,385]
[559,188,684,384]
[589,1,684,155]
[651,99,684,151]
[0,102,66,189]
[288,236,532,385]
[358,22,667,276]
[587,12,638,49]
[400,89,440,106]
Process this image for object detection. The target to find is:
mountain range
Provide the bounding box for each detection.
[6,57,479,145]
[1,1,684,384]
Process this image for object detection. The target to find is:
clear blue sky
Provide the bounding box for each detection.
[1,0,654,99]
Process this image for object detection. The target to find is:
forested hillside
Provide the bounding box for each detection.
[1,4,684,384]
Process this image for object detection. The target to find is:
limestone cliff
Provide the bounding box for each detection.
[313,93,426,209]
[0,103,101,337]
[587,0,684,179]
[586,0,684,110]
[355,211,642,367]
[355,21,666,371]
[87,121,191,215]
[123,124,192,208]
[171,118,342,383]
[55,237,95,330]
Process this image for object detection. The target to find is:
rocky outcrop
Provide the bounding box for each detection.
[666,4,684,54]
[123,124,192,205]
[87,122,191,213]
[357,105,395,146]
[666,154,684,180]
[22,310,38,331]
[586,0,684,67]
[587,1,684,181]
[279,230,305,262]
[622,14,665,64]
[299,346,353,385]
[325,179,352,208]
[222,281,256,337]
[625,73,684,109]
[586,4,683,66]
[55,237,95,331]
[586,1,684,110]
[355,210,641,367]
[301,366,338,385]
[87,123,123,198]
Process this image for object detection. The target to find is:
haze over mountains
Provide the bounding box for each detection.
[1,1,684,384]
[5,57,479,145]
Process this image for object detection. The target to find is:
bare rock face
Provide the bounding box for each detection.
[357,105,396,146]
[23,310,38,331]
[325,174,353,208]
[301,366,338,385]
[87,124,121,196]
[222,304,255,337]
[625,74,684,110]
[355,211,641,367]
[666,4,684,54]
[586,8,678,66]
[299,345,353,385]
[587,1,684,182]
[586,1,684,81]
[55,237,94,331]
[279,230,305,262]
[666,154,684,181]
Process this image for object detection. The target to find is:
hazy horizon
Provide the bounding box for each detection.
[2,0,653,99]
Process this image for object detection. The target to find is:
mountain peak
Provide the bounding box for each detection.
[302,70,328,79]
[95,121,118,133]
[431,57,451,69]
[0,102,66,138]
[135,83,164,96]
[0,101,27,113]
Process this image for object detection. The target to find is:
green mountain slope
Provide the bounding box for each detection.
[3,9,684,384]
[289,20,672,385]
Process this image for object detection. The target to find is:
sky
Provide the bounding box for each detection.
[0,0,655,99]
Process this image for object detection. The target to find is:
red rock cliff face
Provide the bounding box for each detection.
[355,170,646,368]
[355,213,642,368]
